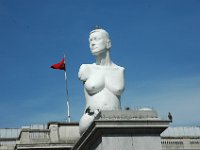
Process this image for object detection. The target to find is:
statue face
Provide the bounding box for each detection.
[89,31,108,56]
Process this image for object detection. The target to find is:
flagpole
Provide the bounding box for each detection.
[64,54,71,123]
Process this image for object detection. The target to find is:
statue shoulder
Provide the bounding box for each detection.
[105,64,125,96]
[78,64,93,81]
[112,63,125,73]
[79,64,94,72]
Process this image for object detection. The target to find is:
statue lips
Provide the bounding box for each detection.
[92,47,98,50]
[91,47,99,53]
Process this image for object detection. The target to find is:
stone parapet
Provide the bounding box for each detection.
[15,122,80,150]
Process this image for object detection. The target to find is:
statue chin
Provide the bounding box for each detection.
[90,48,107,56]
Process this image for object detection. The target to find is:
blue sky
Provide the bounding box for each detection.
[0,0,200,128]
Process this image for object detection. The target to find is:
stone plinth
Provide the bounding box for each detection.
[73,110,170,150]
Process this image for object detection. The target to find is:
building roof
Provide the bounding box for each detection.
[0,128,21,138]
[0,124,46,139]
[161,126,200,138]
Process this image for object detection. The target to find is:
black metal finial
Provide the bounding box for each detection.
[125,107,130,110]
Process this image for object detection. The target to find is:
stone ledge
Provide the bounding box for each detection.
[15,143,73,150]
[96,110,158,120]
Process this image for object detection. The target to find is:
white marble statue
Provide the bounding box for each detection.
[78,28,125,135]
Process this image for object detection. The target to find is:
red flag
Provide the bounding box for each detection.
[50,58,65,70]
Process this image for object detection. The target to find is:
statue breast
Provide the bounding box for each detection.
[78,64,125,96]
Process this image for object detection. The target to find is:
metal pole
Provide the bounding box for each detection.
[64,54,71,122]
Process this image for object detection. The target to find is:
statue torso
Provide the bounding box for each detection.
[78,64,125,110]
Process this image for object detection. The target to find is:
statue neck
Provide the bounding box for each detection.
[95,50,112,66]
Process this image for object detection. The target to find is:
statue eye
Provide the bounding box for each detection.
[96,37,102,41]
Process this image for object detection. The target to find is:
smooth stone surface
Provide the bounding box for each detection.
[79,28,125,135]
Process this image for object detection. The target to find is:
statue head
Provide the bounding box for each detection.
[89,28,112,56]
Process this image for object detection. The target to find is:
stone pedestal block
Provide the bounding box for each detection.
[73,110,170,150]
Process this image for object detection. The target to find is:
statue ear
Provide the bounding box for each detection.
[106,39,112,49]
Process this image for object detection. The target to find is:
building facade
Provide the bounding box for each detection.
[161,127,200,150]
[1,116,200,150]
